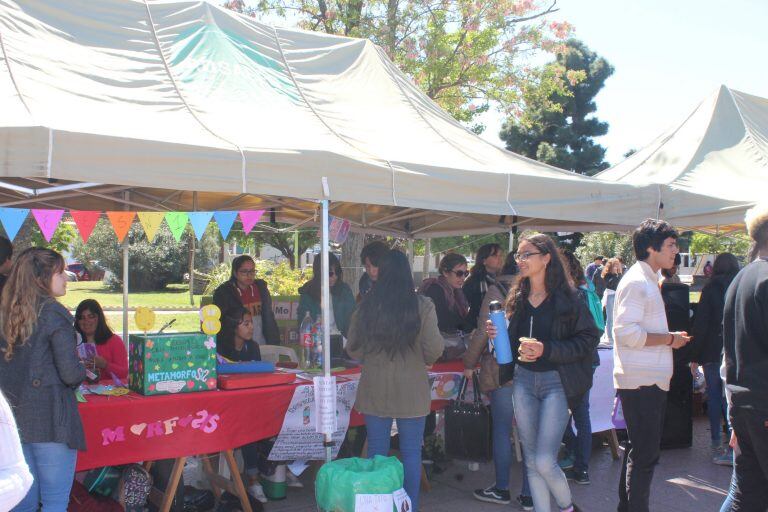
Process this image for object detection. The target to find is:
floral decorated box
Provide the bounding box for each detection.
[128,333,217,396]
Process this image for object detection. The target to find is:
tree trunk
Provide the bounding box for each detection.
[341,231,365,297]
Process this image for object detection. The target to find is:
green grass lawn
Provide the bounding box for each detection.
[62,281,204,309]
[104,312,201,334]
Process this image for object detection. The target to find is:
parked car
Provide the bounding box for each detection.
[65,269,78,281]
[67,262,90,281]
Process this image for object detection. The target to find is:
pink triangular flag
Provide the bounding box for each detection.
[31,209,65,242]
[239,210,265,235]
[70,211,102,242]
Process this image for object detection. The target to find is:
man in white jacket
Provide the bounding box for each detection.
[613,219,690,512]
[0,391,33,511]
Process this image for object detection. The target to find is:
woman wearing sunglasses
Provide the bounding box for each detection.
[297,252,355,339]
[486,235,599,512]
[418,253,474,360]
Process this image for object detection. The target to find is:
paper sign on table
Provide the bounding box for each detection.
[313,376,337,435]
[354,494,393,512]
[393,489,412,512]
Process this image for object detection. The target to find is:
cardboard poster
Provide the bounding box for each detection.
[268,379,358,461]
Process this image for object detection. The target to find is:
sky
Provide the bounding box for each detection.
[478,0,768,165]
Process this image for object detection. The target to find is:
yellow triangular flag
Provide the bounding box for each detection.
[137,212,166,242]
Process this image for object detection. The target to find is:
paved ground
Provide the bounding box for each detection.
[259,416,731,512]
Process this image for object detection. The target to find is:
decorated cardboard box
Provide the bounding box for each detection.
[128,332,217,396]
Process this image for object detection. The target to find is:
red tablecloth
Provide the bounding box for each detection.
[76,361,463,471]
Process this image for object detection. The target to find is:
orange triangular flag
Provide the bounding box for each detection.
[106,211,136,243]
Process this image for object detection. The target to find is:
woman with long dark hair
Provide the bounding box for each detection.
[419,252,473,359]
[297,252,355,338]
[463,243,504,329]
[692,252,740,464]
[74,299,128,382]
[347,250,444,511]
[213,255,280,345]
[486,235,599,512]
[0,248,86,512]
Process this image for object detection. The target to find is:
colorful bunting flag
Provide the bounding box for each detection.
[70,211,101,242]
[165,212,189,242]
[239,210,265,235]
[213,211,238,240]
[137,212,165,242]
[0,207,29,241]
[188,212,214,241]
[106,211,136,243]
[32,209,65,242]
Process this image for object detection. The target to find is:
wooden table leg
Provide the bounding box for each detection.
[159,457,186,512]
[224,449,253,512]
[606,429,620,460]
[200,454,222,499]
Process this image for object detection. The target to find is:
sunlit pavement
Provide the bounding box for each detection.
[261,416,731,511]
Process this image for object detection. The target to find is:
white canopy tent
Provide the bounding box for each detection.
[0,0,659,236]
[597,85,766,231]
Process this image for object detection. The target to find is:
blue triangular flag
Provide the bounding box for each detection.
[213,211,238,240]
[188,211,214,241]
[0,207,30,241]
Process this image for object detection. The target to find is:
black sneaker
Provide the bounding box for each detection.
[564,467,590,485]
[473,486,511,505]
[516,494,534,511]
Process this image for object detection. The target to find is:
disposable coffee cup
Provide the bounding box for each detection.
[518,337,537,362]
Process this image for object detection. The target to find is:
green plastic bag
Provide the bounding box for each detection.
[315,455,404,512]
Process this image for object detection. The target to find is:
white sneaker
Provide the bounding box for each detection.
[248,483,268,503]
[286,471,304,488]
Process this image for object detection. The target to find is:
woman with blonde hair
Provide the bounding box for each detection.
[0,248,86,512]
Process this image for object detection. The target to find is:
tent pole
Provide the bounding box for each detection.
[422,238,431,278]
[189,192,197,306]
[122,191,130,345]
[320,197,332,463]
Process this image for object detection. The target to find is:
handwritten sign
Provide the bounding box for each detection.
[355,494,393,512]
[313,376,337,435]
[268,380,358,461]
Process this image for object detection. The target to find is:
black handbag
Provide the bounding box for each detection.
[444,373,492,461]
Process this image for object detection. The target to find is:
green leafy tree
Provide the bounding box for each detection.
[575,231,634,267]
[252,228,319,269]
[228,0,575,132]
[5,217,77,254]
[500,39,613,175]
[72,221,190,291]
[689,232,751,259]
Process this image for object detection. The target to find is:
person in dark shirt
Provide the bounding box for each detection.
[357,241,389,301]
[485,235,598,512]
[418,253,473,359]
[690,253,739,464]
[584,255,604,283]
[217,306,261,362]
[462,243,504,329]
[721,203,768,511]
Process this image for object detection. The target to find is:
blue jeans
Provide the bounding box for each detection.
[703,362,729,445]
[604,292,616,344]
[14,442,77,512]
[365,415,426,512]
[512,367,572,511]
[564,374,593,472]
[490,384,531,497]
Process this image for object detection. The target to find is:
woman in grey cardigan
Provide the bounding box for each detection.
[0,248,86,512]
[347,250,444,512]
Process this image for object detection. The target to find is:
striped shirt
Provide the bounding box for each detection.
[612,261,673,391]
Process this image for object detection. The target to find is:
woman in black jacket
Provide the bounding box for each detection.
[487,235,599,512]
[0,248,86,512]
[691,252,739,461]
[212,255,280,345]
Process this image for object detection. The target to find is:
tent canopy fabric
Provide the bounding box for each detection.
[597,85,766,229]
[0,0,660,236]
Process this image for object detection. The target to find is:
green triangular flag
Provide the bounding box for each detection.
[165,212,189,242]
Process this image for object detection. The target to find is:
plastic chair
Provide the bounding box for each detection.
[259,345,298,363]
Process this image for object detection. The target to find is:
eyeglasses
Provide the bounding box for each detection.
[237,269,256,275]
[514,251,542,262]
[328,271,336,277]
[450,270,469,278]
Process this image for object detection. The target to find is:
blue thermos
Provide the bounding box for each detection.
[488,300,513,364]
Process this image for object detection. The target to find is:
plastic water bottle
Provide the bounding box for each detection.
[299,312,313,369]
[488,300,513,364]
[312,320,324,369]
